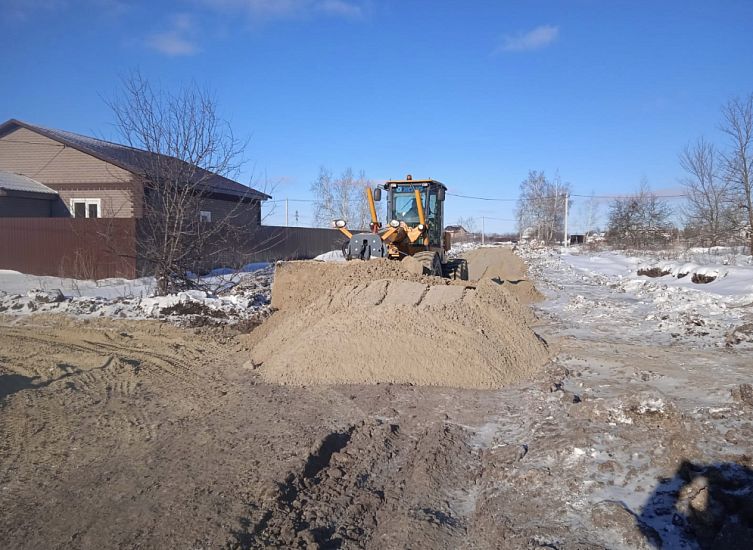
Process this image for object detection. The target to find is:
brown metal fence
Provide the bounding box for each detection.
[242,226,348,263]
[0,218,137,279]
[0,220,347,280]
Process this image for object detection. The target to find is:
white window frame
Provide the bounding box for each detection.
[200,210,212,223]
[70,198,101,218]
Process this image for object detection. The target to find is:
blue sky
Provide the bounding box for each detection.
[2,0,753,232]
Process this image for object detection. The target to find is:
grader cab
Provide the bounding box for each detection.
[332,175,452,277]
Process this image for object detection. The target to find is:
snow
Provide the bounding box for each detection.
[563,252,753,297]
[521,246,753,350]
[0,266,273,324]
[314,249,346,262]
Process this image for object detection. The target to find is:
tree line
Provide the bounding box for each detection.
[513,93,753,252]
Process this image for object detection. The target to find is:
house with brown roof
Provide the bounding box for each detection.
[444,225,470,237]
[0,119,270,222]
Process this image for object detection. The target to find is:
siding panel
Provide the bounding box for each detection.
[58,188,135,218]
[0,127,134,184]
[198,197,260,226]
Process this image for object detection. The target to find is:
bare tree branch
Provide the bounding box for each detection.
[516,170,572,243]
[719,93,753,252]
[104,69,269,295]
[607,177,675,249]
[678,137,739,247]
[311,166,380,229]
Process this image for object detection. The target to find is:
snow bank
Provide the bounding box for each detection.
[520,246,753,349]
[0,266,274,324]
[565,252,753,297]
[313,249,346,262]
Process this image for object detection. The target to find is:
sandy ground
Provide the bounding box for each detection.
[1,247,752,549]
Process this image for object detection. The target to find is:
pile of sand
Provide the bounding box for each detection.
[463,247,544,303]
[247,250,549,389]
[270,258,449,313]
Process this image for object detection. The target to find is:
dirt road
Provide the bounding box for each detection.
[1,247,752,549]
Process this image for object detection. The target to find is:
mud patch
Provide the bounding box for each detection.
[692,273,717,284]
[638,268,671,278]
[233,420,476,549]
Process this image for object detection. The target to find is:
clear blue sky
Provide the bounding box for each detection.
[3,0,753,232]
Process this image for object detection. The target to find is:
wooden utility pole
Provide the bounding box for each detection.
[564,193,569,247]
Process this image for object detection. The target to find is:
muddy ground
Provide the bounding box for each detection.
[1,247,752,549]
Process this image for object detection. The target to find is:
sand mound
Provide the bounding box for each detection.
[464,247,528,281]
[271,258,450,313]
[462,247,544,303]
[250,271,547,389]
[493,279,544,303]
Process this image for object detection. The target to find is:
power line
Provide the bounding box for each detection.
[0,140,66,147]
[449,191,688,201]
[31,145,66,177]
[463,216,518,222]
[448,192,517,202]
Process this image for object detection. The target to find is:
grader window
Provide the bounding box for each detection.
[394,193,422,223]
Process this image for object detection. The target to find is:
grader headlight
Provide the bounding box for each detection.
[417,223,426,231]
[389,219,400,228]
[332,219,347,228]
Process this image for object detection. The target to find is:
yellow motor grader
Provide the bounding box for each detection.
[332,175,452,276]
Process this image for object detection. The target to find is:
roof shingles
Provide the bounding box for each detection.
[1,120,270,201]
[0,171,59,195]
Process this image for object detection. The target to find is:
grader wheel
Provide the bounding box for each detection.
[442,258,469,280]
[413,251,442,277]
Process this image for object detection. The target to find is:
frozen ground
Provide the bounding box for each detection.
[519,247,753,349]
[0,265,273,326]
[507,245,753,548]
[3,246,753,549]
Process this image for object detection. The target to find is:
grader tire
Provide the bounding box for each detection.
[413,251,442,277]
[442,258,469,280]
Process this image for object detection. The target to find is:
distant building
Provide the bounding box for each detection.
[445,225,470,237]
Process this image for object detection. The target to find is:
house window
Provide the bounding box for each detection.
[70,199,101,218]
[200,211,212,223]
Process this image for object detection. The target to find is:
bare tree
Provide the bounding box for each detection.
[311,166,379,229]
[607,177,674,249]
[516,170,572,243]
[678,137,735,247]
[719,93,753,252]
[576,190,600,239]
[106,69,269,295]
[456,216,478,242]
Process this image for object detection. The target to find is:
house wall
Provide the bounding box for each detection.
[58,188,137,218]
[0,127,140,218]
[0,196,51,217]
[198,196,261,226]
